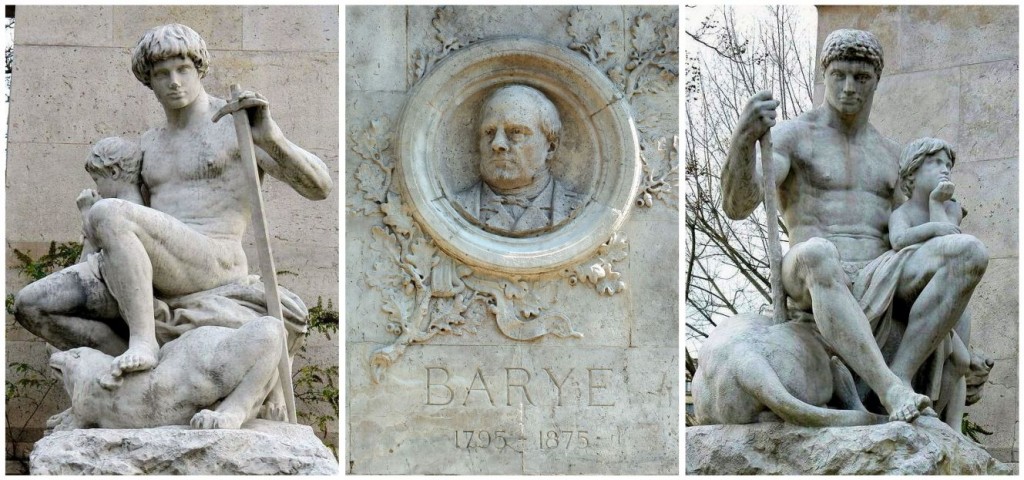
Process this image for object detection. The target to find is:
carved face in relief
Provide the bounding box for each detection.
[454,85,583,237]
[477,86,559,191]
[150,56,203,110]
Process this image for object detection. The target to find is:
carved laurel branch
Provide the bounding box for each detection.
[351,118,622,383]
[567,7,679,210]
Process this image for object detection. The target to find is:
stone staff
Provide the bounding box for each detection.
[218,83,298,423]
[760,130,786,324]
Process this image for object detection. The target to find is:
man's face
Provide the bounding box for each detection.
[150,56,202,110]
[824,60,878,116]
[477,91,554,191]
[914,150,953,195]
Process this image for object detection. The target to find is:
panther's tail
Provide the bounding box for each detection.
[736,356,887,427]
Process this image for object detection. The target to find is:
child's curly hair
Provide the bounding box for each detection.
[898,137,956,198]
[86,137,142,183]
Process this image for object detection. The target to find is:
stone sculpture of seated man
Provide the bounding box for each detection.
[721,29,988,423]
[13,23,332,398]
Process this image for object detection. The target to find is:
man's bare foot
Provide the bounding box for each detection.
[191,409,245,429]
[883,384,932,422]
[110,341,159,377]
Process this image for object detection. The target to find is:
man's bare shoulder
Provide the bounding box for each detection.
[771,109,820,151]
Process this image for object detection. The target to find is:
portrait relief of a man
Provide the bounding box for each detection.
[453,84,583,237]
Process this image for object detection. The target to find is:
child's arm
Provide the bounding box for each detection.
[889,207,960,251]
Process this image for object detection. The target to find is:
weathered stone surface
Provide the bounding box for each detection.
[898,6,1017,74]
[346,6,407,92]
[30,420,338,475]
[111,6,244,49]
[871,67,960,146]
[686,416,1011,475]
[15,6,114,46]
[953,158,1018,260]
[960,60,1019,161]
[243,6,338,52]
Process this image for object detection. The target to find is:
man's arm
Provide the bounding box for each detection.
[721,91,791,220]
[218,91,333,200]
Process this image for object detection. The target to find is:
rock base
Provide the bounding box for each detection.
[29,419,338,475]
[686,416,1010,475]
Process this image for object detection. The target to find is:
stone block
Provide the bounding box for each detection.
[969,258,1019,362]
[965,379,1018,463]
[111,6,244,49]
[345,6,407,93]
[954,158,1018,260]
[687,416,1010,474]
[8,46,156,145]
[243,6,338,52]
[30,420,339,474]
[622,218,679,348]
[959,59,1019,161]
[897,6,1018,74]
[15,6,114,47]
[871,67,960,146]
[6,142,94,242]
[347,343,677,474]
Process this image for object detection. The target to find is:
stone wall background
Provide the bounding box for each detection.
[5,5,339,461]
[346,6,678,474]
[815,5,1018,465]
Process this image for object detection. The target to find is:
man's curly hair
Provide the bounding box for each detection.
[131,24,210,88]
[820,29,884,77]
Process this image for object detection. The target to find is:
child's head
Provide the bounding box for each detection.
[86,137,142,196]
[130,24,210,89]
[898,137,956,198]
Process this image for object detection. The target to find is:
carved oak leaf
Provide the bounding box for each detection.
[380,192,415,236]
[516,291,545,319]
[596,268,626,296]
[574,259,607,284]
[369,226,401,266]
[405,238,439,282]
[355,162,388,204]
[598,233,629,263]
[501,279,529,300]
[631,13,659,55]
[382,289,411,326]
[432,6,461,53]
[427,295,468,335]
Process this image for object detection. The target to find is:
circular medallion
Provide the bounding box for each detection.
[397,37,640,276]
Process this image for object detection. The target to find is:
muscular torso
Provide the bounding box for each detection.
[777,111,900,263]
[141,97,252,241]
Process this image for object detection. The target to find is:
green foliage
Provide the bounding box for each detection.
[962,412,993,443]
[13,241,82,281]
[6,362,59,465]
[293,297,340,457]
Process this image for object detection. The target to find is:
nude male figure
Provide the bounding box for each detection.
[722,29,988,422]
[14,24,332,380]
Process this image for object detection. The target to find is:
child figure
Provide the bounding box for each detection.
[77,137,145,259]
[889,137,972,433]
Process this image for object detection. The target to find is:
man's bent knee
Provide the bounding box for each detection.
[791,238,844,282]
[13,282,49,333]
[944,234,988,278]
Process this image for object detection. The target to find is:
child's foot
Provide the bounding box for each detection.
[882,384,931,423]
[110,341,159,377]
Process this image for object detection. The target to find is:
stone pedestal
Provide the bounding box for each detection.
[29,420,338,475]
[686,416,1010,475]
